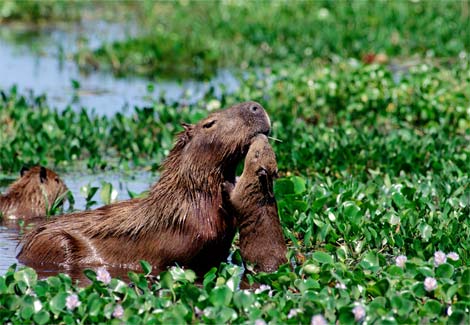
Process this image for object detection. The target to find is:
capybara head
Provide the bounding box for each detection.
[17,166,69,210]
[168,101,271,182]
[244,134,278,179]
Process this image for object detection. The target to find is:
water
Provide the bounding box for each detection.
[0,22,239,116]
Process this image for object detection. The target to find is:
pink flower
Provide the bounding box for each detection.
[311,314,327,325]
[65,294,80,310]
[395,255,407,268]
[352,305,366,322]
[254,320,267,325]
[434,251,447,266]
[112,304,124,318]
[447,252,459,261]
[96,267,111,284]
[287,308,301,319]
[424,277,437,292]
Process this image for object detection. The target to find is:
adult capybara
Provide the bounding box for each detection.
[222,134,287,272]
[18,101,271,275]
[0,166,68,220]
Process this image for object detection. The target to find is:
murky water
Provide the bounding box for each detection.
[0,22,239,116]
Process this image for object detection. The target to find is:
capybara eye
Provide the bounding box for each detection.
[203,120,216,128]
[55,178,60,183]
[250,105,259,113]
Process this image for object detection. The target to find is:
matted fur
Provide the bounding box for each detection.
[223,134,287,272]
[18,101,271,275]
[0,166,68,220]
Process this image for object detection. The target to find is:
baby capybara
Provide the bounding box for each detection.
[222,134,287,272]
[18,101,271,275]
[0,166,68,220]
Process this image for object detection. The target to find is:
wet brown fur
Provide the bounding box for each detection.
[222,134,287,273]
[17,101,271,275]
[0,166,68,220]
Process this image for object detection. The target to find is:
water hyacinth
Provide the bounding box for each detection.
[352,305,366,322]
[311,314,328,325]
[434,251,447,266]
[112,304,124,318]
[424,277,438,292]
[447,252,459,261]
[395,255,407,268]
[96,267,112,284]
[65,294,80,310]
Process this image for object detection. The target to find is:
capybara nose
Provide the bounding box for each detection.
[245,101,271,135]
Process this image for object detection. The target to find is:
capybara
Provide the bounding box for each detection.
[0,166,68,220]
[18,101,271,275]
[222,134,287,272]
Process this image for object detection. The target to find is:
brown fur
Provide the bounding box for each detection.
[17,101,271,275]
[0,166,68,220]
[222,134,287,273]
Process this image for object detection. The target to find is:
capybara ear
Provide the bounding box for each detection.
[20,166,30,176]
[180,122,194,141]
[39,166,47,183]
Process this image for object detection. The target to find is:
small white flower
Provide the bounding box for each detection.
[311,314,327,325]
[318,8,329,20]
[65,294,80,310]
[112,304,124,318]
[287,308,301,319]
[352,305,366,322]
[207,99,221,111]
[395,255,407,268]
[434,251,447,266]
[33,300,43,312]
[254,319,267,325]
[447,306,453,316]
[96,267,111,284]
[335,282,347,289]
[254,284,271,294]
[424,277,438,292]
[447,252,459,261]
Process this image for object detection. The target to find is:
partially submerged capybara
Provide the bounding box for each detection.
[0,166,68,220]
[222,134,287,272]
[18,101,271,275]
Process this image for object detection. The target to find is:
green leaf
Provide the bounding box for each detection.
[209,286,233,307]
[33,310,50,325]
[274,178,294,196]
[436,263,454,279]
[312,252,334,264]
[50,292,67,314]
[424,300,442,316]
[291,176,306,194]
[233,290,255,310]
[13,268,37,287]
[140,260,152,275]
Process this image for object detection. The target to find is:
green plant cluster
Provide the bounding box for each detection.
[0,0,84,24]
[1,257,468,324]
[74,0,470,78]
